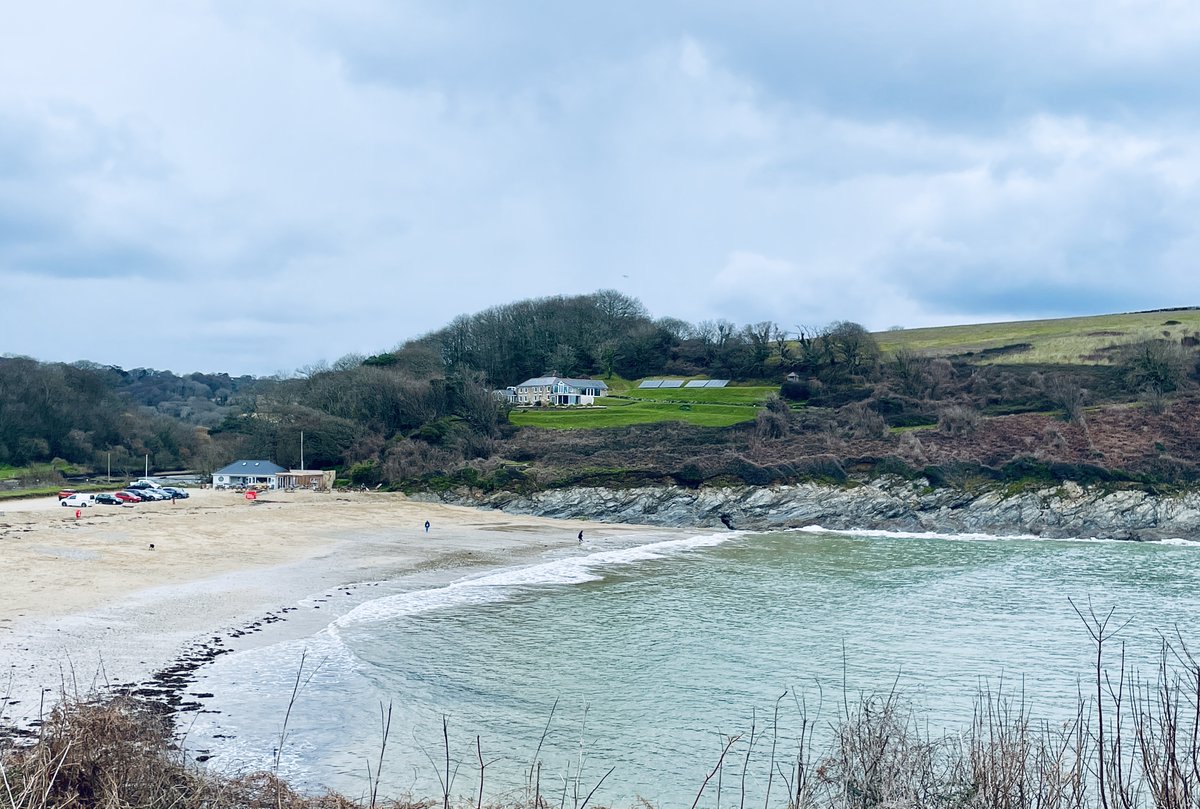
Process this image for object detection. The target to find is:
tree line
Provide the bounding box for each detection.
[5,291,1200,490]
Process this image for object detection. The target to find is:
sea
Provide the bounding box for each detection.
[184,527,1200,807]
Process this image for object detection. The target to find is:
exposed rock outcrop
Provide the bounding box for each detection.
[426,478,1200,541]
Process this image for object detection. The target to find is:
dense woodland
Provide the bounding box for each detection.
[4,290,1200,491]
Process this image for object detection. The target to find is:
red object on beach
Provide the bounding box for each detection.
[245,490,257,501]
[75,509,81,519]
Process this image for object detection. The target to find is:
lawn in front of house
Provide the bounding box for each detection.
[508,398,757,429]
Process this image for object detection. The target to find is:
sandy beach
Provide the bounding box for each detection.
[0,489,669,728]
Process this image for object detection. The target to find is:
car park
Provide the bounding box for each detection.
[94,493,123,505]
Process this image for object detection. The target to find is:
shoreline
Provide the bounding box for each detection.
[433,477,1200,541]
[0,490,674,731]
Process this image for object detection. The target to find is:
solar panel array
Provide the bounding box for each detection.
[642,378,728,389]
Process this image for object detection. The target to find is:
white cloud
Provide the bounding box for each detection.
[1,2,1199,373]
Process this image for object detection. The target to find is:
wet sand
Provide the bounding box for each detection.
[0,489,664,726]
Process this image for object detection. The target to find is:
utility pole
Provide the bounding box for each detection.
[300,430,305,471]
[144,453,149,479]
[107,452,111,481]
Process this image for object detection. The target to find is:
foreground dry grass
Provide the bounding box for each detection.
[0,697,427,809]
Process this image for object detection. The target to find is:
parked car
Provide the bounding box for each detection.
[161,487,189,499]
[114,491,143,503]
[127,481,159,491]
[61,493,95,507]
[144,489,171,501]
[56,490,77,500]
[94,493,123,505]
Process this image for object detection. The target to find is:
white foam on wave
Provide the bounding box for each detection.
[796,524,1199,546]
[1158,537,1200,547]
[333,531,734,628]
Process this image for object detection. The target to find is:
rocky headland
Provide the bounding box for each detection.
[427,478,1200,541]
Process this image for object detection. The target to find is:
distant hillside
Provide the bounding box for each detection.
[7,293,1200,498]
[875,308,1200,366]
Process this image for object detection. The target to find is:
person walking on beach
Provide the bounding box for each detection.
[578,530,584,543]
[424,520,431,533]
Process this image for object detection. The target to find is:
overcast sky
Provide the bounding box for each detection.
[3,2,1199,376]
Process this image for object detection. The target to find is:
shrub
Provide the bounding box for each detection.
[781,379,811,401]
[840,403,887,439]
[346,459,381,486]
[674,462,704,488]
[937,405,981,435]
[1121,338,1192,394]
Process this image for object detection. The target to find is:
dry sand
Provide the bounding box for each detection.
[0,489,671,727]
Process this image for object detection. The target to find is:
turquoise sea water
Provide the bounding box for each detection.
[187,528,1200,807]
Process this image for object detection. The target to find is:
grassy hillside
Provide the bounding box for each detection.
[875,308,1200,365]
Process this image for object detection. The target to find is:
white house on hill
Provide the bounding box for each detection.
[509,375,609,406]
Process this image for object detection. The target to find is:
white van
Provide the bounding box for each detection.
[61,493,96,508]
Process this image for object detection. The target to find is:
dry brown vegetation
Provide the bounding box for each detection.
[484,391,1200,493]
[0,697,427,809]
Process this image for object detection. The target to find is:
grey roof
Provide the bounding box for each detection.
[516,376,608,390]
[214,460,287,476]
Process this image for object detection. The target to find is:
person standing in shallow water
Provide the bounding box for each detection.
[424,520,430,533]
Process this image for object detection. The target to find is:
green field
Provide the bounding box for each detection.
[507,383,774,430]
[875,308,1200,365]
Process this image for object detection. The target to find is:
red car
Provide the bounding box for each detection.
[57,489,77,500]
[113,491,142,503]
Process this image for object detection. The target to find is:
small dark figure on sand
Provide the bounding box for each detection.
[424,520,430,533]
[149,543,155,550]
[578,530,584,543]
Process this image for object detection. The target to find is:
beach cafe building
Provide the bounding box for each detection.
[213,460,286,489]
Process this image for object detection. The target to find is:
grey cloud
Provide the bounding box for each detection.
[1,2,1199,374]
